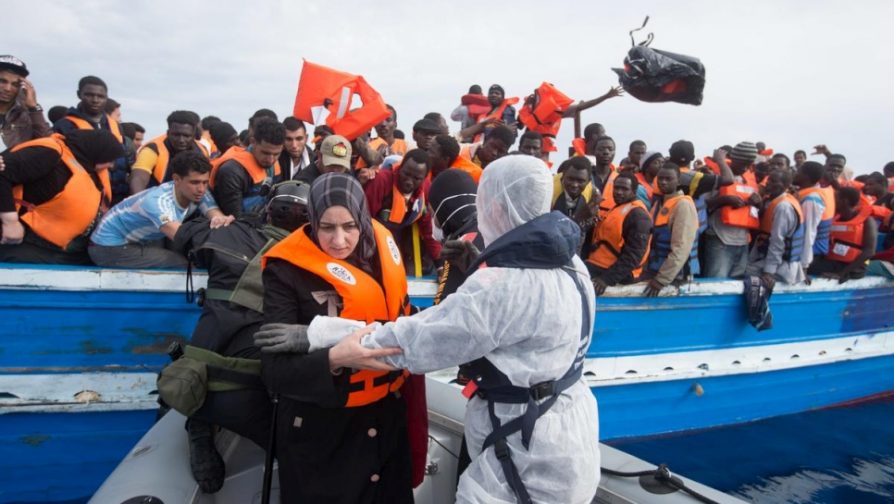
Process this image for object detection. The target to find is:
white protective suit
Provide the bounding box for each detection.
[318,155,600,503]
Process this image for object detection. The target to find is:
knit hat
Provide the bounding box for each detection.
[668,140,695,166]
[488,84,505,97]
[640,151,663,172]
[730,141,758,164]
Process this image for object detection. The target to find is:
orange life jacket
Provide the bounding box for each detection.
[384,184,425,226]
[571,138,587,157]
[139,135,210,184]
[597,167,619,218]
[209,146,282,190]
[292,60,391,141]
[10,135,107,249]
[517,82,574,153]
[450,156,482,184]
[356,137,408,169]
[827,204,873,263]
[755,193,805,262]
[872,204,893,224]
[888,177,894,192]
[262,221,410,408]
[588,199,650,277]
[719,174,760,230]
[461,94,491,122]
[473,97,519,142]
[64,114,124,144]
[635,172,654,200]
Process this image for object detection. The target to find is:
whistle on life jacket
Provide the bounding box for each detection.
[293,60,391,141]
[518,82,575,153]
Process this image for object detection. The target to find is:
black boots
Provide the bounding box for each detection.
[187,419,226,493]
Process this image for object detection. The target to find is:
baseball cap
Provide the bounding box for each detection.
[0,55,28,77]
[320,134,352,169]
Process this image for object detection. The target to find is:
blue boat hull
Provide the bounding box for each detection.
[2,266,893,502]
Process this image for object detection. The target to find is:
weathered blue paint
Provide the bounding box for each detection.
[0,409,155,504]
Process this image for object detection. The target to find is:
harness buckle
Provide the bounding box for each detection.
[493,439,511,461]
[530,381,555,400]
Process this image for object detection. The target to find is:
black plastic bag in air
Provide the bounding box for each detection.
[613,45,705,106]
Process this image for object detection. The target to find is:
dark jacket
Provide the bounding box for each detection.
[174,218,284,357]
[261,242,413,504]
[433,217,482,305]
[212,158,286,218]
[0,95,51,149]
[278,146,315,180]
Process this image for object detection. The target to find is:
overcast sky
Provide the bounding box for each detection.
[8,0,894,174]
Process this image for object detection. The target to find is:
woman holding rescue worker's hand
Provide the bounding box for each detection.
[328,156,601,504]
[255,172,421,504]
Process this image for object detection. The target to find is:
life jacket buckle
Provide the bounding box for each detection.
[493,438,511,461]
[530,381,556,401]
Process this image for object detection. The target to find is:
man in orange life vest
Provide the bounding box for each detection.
[643,162,700,297]
[586,171,652,295]
[0,130,123,264]
[483,84,517,131]
[703,141,761,279]
[369,104,407,158]
[746,169,806,286]
[426,134,482,183]
[208,121,239,159]
[210,118,285,218]
[0,55,51,150]
[806,187,876,283]
[590,136,618,216]
[861,172,894,209]
[130,110,207,194]
[364,149,442,275]
[53,76,125,144]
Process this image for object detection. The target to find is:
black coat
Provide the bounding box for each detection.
[261,245,413,504]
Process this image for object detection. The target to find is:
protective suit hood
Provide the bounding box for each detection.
[477,155,552,246]
[469,212,580,271]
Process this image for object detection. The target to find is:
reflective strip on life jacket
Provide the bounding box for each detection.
[756,193,804,262]
[587,200,650,277]
[10,135,104,249]
[262,220,410,408]
[827,204,873,263]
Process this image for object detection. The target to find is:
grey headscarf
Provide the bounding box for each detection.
[308,173,376,261]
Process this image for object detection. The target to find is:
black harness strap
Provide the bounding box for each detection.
[473,266,591,504]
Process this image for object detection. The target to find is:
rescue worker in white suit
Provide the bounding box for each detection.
[325,155,601,503]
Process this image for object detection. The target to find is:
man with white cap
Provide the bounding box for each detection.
[0,55,50,149]
[326,155,601,503]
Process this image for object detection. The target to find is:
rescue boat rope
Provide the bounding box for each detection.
[601,464,721,504]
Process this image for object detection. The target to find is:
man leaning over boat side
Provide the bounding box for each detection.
[88,150,234,268]
[161,181,310,493]
[0,130,123,264]
[746,169,806,286]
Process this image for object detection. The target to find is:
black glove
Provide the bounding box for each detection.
[253,323,310,353]
[440,239,480,272]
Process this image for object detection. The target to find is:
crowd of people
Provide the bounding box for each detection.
[3,52,894,503]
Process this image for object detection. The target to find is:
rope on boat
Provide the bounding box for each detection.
[601,463,721,504]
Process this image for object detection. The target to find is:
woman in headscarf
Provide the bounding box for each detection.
[256,172,415,504]
[0,129,124,264]
[327,156,601,503]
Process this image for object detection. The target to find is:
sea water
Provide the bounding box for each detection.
[610,395,894,503]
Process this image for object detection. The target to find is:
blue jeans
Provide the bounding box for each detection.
[703,233,748,278]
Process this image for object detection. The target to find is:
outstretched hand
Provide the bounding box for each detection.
[605,86,625,99]
[328,325,401,372]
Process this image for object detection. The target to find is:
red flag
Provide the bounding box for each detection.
[293,60,390,141]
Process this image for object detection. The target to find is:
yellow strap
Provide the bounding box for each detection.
[412,222,422,278]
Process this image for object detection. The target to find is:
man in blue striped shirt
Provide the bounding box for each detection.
[89,150,233,268]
